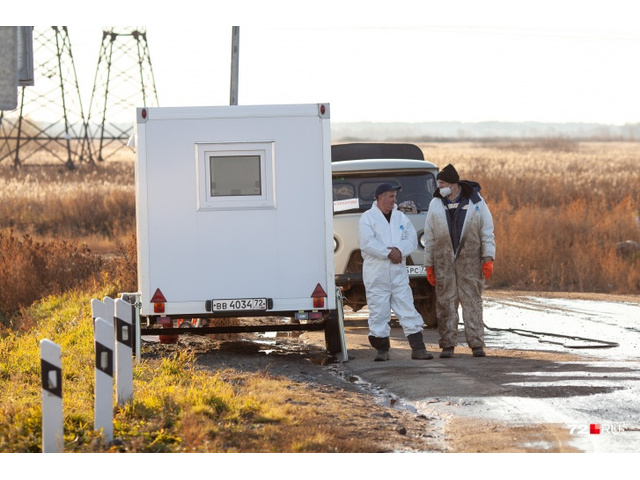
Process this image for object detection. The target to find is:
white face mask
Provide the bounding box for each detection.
[439,187,452,197]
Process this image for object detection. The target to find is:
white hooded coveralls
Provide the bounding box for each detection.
[359,201,424,339]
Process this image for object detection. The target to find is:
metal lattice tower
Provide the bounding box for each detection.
[0,26,89,169]
[85,27,159,162]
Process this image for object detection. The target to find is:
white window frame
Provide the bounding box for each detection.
[195,141,276,211]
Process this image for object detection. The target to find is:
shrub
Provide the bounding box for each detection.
[0,230,103,322]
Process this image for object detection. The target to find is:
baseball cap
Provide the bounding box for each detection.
[375,182,402,197]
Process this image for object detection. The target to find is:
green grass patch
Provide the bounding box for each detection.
[0,287,384,453]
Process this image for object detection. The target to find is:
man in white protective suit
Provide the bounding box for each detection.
[423,164,496,358]
[359,182,434,361]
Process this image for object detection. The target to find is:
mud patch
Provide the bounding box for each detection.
[445,418,580,452]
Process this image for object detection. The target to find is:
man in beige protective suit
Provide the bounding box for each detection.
[359,182,434,361]
[423,164,495,358]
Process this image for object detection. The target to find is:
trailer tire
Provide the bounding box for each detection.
[324,310,343,355]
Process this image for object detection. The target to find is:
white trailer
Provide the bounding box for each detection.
[130,103,343,355]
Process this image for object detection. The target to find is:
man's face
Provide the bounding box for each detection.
[377,190,397,214]
[437,179,453,189]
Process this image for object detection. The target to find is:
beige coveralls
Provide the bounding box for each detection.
[423,183,495,348]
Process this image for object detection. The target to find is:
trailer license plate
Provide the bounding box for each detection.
[210,298,268,311]
[407,265,426,276]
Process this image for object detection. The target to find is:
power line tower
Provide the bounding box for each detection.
[0,26,89,169]
[85,27,159,162]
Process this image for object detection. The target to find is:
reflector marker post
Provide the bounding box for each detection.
[94,317,114,442]
[40,339,63,453]
[115,298,134,405]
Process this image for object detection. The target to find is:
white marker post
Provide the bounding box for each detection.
[114,298,134,405]
[91,298,106,328]
[118,293,141,363]
[40,339,63,453]
[103,296,115,328]
[94,317,114,442]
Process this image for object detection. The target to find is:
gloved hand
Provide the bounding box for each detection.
[426,266,436,286]
[482,260,493,280]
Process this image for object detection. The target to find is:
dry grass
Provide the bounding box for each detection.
[1,140,639,321]
[0,231,102,323]
[0,158,135,242]
[419,140,640,293]
[0,154,137,321]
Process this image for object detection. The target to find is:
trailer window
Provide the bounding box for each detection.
[210,155,261,197]
[196,141,275,210]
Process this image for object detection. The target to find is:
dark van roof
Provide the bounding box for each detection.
[331,143,424,162]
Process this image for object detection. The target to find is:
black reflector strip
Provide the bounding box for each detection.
[95,341,113,377]
[115,316,133,348]
[40,359,62,398]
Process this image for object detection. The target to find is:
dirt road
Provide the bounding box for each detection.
[302,290,640,453]
[150,290,640,453]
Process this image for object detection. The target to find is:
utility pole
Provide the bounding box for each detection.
[230,27,239,105]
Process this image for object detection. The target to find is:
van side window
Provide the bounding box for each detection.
[333,183,355,200]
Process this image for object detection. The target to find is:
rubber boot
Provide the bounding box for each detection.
[440,347,454,358]
[368,335,390,362]
[407,332,433,360]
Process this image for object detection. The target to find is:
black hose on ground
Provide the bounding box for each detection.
[482,323,620,349]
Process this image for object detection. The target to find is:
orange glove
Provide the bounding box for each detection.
[426,266,436,286]
[482,260,493,280]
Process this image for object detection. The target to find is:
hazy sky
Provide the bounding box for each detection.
[14,2,640,126]
[63,25,640,126]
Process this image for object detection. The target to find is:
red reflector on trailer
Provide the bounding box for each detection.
[311,284,326,309]
[150,288,167,303]
[151,288,166,313]
[311,283,327,298]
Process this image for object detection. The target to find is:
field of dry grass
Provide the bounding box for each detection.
[0,151,137,322]
[1,140,639,322]
[419,140,640,293]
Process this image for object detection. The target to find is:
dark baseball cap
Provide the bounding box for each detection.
[375,182,402,197]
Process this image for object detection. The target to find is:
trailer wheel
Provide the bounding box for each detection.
[324,310,343,355]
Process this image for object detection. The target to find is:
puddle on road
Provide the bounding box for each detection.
[253,331,305,355]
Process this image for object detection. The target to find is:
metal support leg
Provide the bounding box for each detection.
[335,286,349,362]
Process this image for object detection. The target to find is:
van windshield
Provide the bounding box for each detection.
[332,172,437,213]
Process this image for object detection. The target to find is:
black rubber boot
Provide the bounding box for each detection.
[368,335,390,362]
[440,347,454,358]
[407,332,433,360]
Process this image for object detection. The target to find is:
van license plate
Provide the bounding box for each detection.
[210,298,268,311]
[407,265,426,276]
